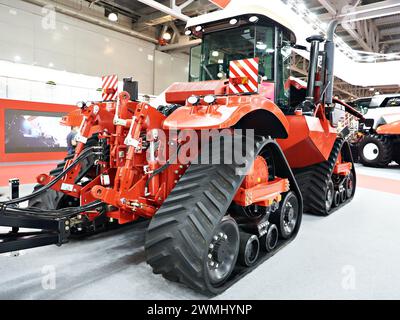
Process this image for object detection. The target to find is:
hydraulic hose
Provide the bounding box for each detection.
[1,146,101,206]
[3,200,104,219]
[144,143,183,193]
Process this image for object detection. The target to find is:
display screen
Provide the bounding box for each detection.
[5,109,69,153]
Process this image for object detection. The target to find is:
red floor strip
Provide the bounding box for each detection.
[357,174,400,195]
[0,163,57,186]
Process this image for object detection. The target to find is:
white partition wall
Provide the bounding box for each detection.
[0,0,190,102]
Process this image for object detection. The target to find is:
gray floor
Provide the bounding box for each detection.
[0,165,399,300]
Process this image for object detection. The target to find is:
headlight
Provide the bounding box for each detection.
[204,95,216,104]
[76,101,86,109]
[188,95,200,105]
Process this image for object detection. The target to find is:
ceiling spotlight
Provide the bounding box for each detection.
[162,32,172,41]
[107,11,118,22]
[48,62,54,68]
[185,29,192,36]
[14,55,21,62]
[229,18,238,25]
[249,16,259,23]
[195,25,202,32]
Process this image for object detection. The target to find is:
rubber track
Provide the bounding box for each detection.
[145,135,302,295]
[294,138,355,216]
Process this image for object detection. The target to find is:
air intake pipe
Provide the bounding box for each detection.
[305,35,325,104]
[325,20,339,105]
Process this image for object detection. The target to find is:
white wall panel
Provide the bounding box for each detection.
[154,51,190,95]
[0,0,190,100]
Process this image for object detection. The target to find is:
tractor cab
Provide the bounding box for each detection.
[187,11,299,111]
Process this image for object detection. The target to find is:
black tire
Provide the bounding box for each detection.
[393,143,400,165]
[358,134,393,167]
[270,191,300,240]
[28,184,64,210]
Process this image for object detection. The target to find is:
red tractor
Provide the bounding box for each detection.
[0,8,364,295]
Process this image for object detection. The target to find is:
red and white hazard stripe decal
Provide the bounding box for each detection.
[229,58,259,95]
[102,74,119,101]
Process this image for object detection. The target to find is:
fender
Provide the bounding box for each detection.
[376,120,400,135]
[163,94,289,139]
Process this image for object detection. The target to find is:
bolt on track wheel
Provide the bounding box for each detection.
[325,180,334,212]
[345,172,355,198]
[270,191,299,240]
[206,216,240,286]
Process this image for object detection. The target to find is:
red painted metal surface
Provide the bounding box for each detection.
[376,120,400,135]
[163,93,289,134]
[165,80,227,105]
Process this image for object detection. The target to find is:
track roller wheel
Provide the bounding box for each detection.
[333,190,340,207]
[262,224,278,252]
[325,180,334,212]
[238,232,260,267]
[345,172,355,199]
[340,189,346,203]
[270,191,300,240]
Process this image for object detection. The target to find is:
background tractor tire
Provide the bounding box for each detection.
[28,134,100,210]
[358,134,393,167]
[393,144,400,165]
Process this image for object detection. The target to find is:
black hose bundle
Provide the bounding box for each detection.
[1,146,101,206]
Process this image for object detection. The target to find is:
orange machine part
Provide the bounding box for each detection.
[277,113,337,168]
[234,155,289,207]
[241,156,269,189]
[165,80,227,105]
[60,108,83,127]
[163,93,289,135]
[376,120,400,135]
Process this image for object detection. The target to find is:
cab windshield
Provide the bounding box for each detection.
[199,25,275,81]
